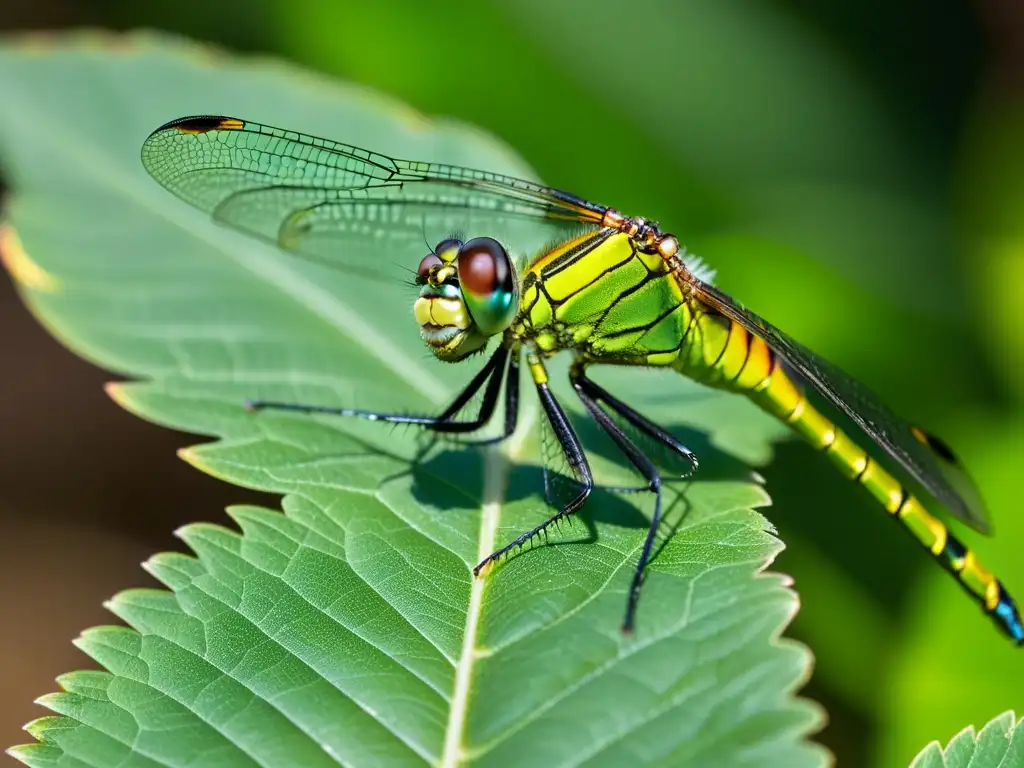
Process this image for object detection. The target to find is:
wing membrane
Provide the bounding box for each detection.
[141,116,604,275]
[694,280,990,533]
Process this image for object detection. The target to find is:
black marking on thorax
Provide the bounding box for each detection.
[537,228,616,280]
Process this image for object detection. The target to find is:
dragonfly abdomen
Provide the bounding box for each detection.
[676,306,1024,644]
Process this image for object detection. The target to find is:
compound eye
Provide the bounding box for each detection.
[457,237,512,296]
[433,238,463,260]
[417,253,443,279]
[456,237,517,335]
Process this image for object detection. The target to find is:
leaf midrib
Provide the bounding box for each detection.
[440,403,537,767]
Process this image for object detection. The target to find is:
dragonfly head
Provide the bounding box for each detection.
[414,237,519,362]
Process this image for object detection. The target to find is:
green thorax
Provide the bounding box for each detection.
[508,230,735,383]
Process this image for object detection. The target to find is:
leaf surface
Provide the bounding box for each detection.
[909,711,1024,768]
[0,31,823,767]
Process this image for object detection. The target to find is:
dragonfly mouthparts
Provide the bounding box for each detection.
[420,323,462,347]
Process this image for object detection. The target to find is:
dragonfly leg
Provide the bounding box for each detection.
[246,345,514,436]
[572,365,699,476]
[474,354,592,574]
[450,355,520,447]
[571,365,662,633]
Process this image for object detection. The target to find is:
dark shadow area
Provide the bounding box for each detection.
[403,411,756,581]
[801,674,873,767]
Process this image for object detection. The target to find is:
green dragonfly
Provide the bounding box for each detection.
[142,115,1023,643]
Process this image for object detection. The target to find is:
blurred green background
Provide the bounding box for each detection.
[1,1,1022,765]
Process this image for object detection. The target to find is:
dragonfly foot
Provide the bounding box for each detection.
[472,509,576,576]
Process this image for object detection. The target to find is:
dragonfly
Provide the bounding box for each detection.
[142,115,1023,643]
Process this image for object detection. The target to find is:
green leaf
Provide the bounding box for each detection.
[1,31,824,767]
[908,711,1024,768]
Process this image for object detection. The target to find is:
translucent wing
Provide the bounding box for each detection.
[141,116,604,275]
[693,280,991,533]
[540,412,589,513]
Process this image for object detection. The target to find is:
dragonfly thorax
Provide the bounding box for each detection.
[413,236,520,362]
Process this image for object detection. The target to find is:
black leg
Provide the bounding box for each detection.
[246,345,510,435]
[455,355,520,447]
[573,364,698,476]
[474,365,592,575]
[571,368,663,632]
[502,357,520,437]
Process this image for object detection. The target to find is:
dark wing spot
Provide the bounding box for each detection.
[912,426,959,465]
[159,116,244,135]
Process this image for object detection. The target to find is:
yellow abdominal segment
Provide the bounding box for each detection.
[676,309,1010,619]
